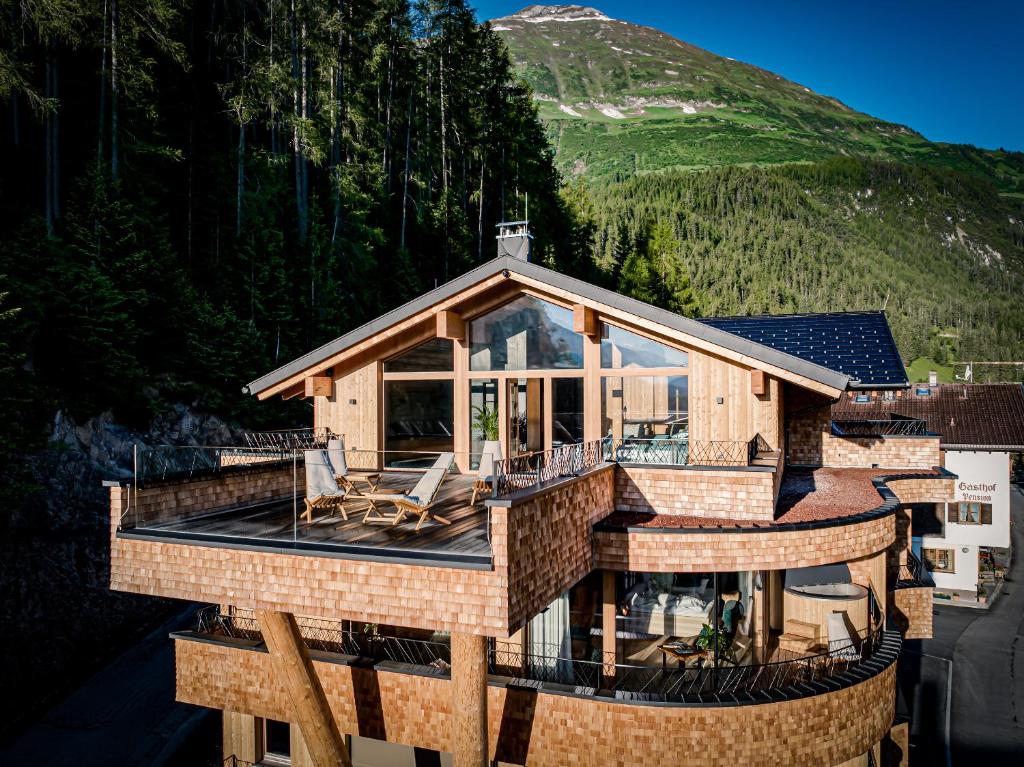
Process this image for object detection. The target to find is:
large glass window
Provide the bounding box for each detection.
[384,338,454,372]
[616,571,754,668]
[602,376,689,441]
[552,378,584,447]
[383,380,454,467]
[469,295,583,371]
[469,378,499,470]
[601,323,688,369]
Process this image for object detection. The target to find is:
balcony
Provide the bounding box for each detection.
[116,445,490,567]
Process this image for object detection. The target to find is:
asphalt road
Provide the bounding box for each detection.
[0,605,207,767]
[899,484,1024,765]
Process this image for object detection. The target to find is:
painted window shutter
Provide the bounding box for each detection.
[947,503,956,523]
[981,504,993,525]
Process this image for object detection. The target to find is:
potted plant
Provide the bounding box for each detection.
[472,404,500,442]
[694,623,730,657]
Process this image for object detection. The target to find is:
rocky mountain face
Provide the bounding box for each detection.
[0,406,239,737]
[492,5,1024,188]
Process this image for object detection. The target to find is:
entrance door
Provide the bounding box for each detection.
[507,377,544,457]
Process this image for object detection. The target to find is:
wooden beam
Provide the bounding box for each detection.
[304,376,332,398]
[750,369,767,396]
[436,309,465,340]
[602,570,617,683]
[572,303,598,337]
[451,632,488,767]
[257,611,351,767]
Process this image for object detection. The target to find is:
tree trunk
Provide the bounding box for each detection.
[400,89,412,250]
[110,0,119,182]
[97,0,107,163]
[290,0,307,243]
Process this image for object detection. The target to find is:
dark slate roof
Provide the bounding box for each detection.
[699,311,907,389]
[832,383,1024,449]
[245,256,851,396]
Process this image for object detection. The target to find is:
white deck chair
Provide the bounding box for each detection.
[827,612,860,661]
[326,437,380,498]
[363,452,455,530]
[471,440,502,505]
[303,450,348,522]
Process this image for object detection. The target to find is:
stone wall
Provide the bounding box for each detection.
[175,636,895,767]
[890,586,933,639]
[613,465,777,521]
[593,513,895,572]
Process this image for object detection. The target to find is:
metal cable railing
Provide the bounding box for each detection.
[194,607,451,668]
[243,427,336,450]
[135,444,296,488]
[488,629,883,700]
[493,440,604,497]
[831,418,929,437]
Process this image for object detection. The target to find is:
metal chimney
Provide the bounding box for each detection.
[496,220,533,262]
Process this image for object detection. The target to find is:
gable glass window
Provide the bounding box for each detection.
[469,295,583,371]
[384,338,454,372]
[922,547,955,573]
[601,323,688,369]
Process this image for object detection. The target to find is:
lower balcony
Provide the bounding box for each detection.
[176,609,899,766]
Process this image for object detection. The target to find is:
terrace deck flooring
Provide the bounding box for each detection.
[145,471,491,562]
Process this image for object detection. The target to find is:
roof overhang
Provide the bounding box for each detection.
[245,256,851,399]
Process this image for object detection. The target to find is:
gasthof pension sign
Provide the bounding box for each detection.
[945,450,1011,547]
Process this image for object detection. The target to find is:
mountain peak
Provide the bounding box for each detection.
[498,5,613,24]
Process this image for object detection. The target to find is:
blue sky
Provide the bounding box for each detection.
[472,1,1024,151]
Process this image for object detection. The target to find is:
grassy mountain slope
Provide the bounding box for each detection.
[493,6,1024,191]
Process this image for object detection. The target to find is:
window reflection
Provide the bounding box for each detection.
[383,380,454,467]
[601,324,688,369]
[602,375,689,440]
[469,295,583,371]
[383,338,454,372]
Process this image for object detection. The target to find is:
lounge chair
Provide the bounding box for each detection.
[363,452,455,531]
[302,449,349,522]
[326,437,380,497]
[470,440,502,505]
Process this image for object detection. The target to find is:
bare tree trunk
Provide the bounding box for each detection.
[331,0,344,241]
[290,0,307,243]
[110,0,120,182]
[97,0,107,163]
[236,6,247,237]
[44,50,53,235]
[477,156,485,261]
[399,90,412,250]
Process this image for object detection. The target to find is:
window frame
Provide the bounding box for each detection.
[922,547,955,573]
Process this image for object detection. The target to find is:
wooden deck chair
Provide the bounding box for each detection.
[303,449,348,522]
[471,440,502,505]
[327,437,380,498]
[363,453,454,531]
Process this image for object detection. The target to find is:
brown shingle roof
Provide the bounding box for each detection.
[832,383,1024,449]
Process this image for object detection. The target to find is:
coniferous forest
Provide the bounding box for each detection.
[0,1,1023,735]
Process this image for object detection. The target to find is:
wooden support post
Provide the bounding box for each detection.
[437,310,465,340]
[304,376,332,398]
[750,369,767,396]
[257,610,351,767]
[451,632,488,767]
[572,303,598,337]
[602,570,617,684]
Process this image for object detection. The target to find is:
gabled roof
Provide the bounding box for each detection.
[832,383,1024,450]
[699,311,908,389]
[245,256,858,397]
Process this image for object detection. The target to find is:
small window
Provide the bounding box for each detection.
[384,338,454,372]
[882,390,896,401]
[854,393,871,404]
[952,501,992,525]
[922,547,955,573]
[600,323,688,369]
[262,719,291,764]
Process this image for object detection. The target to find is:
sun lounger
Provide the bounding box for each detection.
[363,453,455,531]
[302,449,349,522]
[471,440,502,505]
[326,437,381,497]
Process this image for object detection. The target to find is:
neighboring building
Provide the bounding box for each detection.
[108,241,954,767]
[834,383,1024,601]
